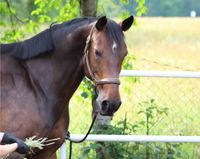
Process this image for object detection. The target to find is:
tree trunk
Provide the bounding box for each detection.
[79,0,97,17]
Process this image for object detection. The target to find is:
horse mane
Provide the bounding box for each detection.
[0,18,92,60]
[0,28,54,60]
[0,17,123,59]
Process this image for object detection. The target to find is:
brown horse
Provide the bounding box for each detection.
[0,16,133,159]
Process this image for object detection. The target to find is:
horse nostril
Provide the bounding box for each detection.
[100,100,122,115]
[101,100,109,112]
[114,100,122,111]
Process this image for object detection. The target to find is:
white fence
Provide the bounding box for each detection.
[60,70,200,159]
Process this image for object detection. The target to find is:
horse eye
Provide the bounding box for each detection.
[94,50,102,58]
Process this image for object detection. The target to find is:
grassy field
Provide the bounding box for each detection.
[126,17,200,71]
[68,18,200,158]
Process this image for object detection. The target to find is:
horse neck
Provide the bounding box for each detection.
[51,23,94,99]
[23,23,93,105]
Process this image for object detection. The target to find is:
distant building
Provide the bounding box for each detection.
[190,10,196,17]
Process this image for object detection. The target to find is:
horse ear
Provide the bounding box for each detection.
[95,16,107,30]
[120,16,134,31]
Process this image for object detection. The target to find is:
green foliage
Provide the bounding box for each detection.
[98,0,147,18]
[122,54,136,70]
[137,99,169,135]
[121,54,139,95]
[79,99,188,159]
[99,0,200,17]
[0,0,80,43]
[0,2,9,16]
[135,0,147,16]
[79,78,95,100]
[0,0,147,42]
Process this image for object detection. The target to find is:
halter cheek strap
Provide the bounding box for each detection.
[83,24,120,86]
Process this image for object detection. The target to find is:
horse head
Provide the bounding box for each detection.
[83,16,134,116]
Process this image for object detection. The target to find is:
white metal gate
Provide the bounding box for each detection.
[60,70,200,159]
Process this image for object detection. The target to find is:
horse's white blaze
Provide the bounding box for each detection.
[112,41,117,53]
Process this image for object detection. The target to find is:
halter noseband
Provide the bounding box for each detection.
[84,24,120,86]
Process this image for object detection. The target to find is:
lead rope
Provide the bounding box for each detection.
[66,113,97,159]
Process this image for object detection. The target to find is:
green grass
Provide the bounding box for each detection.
[126,17,200,71]
[67,17,200,158]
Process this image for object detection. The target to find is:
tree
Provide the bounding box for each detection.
[79,0,97,17]
[0,0,148,43]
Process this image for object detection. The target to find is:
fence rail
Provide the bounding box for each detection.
[67,134,200,143]
[120,70,200,78]
[60,70,200,159]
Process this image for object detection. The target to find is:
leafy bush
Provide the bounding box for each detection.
[79,99,188,159]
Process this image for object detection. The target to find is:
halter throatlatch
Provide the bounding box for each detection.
[84,24,121,86]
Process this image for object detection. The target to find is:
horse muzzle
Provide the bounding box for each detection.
[91,76,121,116]
[92,90,122,116]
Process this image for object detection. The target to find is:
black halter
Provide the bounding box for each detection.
[83,24,121,86]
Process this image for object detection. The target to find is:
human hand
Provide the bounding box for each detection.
[1,133,30,154]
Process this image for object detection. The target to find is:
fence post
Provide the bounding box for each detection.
[60,142,67,159]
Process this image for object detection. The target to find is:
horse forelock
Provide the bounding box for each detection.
[105,20,124,49]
